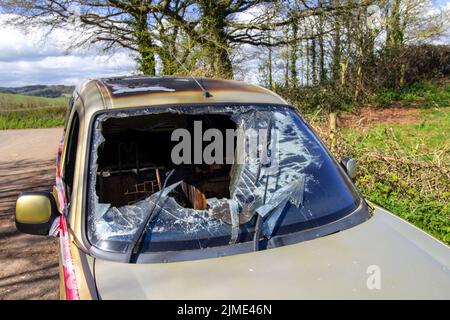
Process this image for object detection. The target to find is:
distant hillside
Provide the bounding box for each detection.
[0,92,69,129]
[0,85,74,98]
[0,92,69,110]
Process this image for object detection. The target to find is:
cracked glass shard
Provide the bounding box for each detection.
[258,178,307,238]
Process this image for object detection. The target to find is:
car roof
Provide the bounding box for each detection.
[84,76,288,109]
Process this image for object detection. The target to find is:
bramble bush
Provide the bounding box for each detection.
[307,116,450,244]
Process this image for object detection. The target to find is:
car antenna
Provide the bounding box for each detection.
[169,51,213,98]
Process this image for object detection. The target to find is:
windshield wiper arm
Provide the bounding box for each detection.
[253,118,273,252]
[126,169,175,263]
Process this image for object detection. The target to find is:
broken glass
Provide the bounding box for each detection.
[87,105,328,252]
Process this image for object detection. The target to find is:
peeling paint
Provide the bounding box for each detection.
[109,85,176,95]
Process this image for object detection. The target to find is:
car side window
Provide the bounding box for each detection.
[64,96,75,129]
[64,112,80,201]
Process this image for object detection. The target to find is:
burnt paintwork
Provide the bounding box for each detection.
[97,76,266,98]
[15,76,450,300]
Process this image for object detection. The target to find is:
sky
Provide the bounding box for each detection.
[0,14,138,87]
[0,0,448,88]
[434,0,450,7]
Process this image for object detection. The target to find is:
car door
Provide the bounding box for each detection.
[55,95,82,300]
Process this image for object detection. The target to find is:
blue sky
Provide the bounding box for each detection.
[433,0,449,8]
[0,1,448,87]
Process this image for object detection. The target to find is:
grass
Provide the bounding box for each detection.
[362,184,449,244]
[303,80,450,244]
[0,93,68,129]
[339,107,449,244]
[342,107,450,162]
[374,80,450,108]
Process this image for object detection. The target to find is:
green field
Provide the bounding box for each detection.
[337,107,450,244]
[302,80,449,244]
[0,93,68,129]
[342,108,450,162]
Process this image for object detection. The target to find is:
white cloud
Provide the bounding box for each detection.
[0,52,137,86]
[0,14,137,87]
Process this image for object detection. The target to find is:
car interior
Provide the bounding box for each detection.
[95,113,237,210]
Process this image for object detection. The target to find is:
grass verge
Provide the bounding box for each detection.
[0,93,68,129]
[310,106,450,244]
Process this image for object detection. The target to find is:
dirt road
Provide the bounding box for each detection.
[0,128,62,300]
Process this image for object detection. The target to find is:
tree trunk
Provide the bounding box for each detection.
[200,3,233,79]
[318,0,326,83]
[156,21,182,76]
[134,14,156,75]
[341,59,347,86]
[311,38,317,85]
[284,27,289,87]
[354,63,362,102]
[386,0,404,88]
[354,10,364,103]
[268,32,273,90]
[306,38,310,86]
[329,111,338,152]
[332,0,341,83]
[299,40,304,86]
[212,43,233,79]
[290,16,298,88]
[159,50,178,75]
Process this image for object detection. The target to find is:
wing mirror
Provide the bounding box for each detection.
[15,191,59,236]
[341,157,357,180]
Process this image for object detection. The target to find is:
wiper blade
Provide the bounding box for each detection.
[263,177,306,238]
[253,117,273,252]
[126,169,175,263]
[253,177,306,248]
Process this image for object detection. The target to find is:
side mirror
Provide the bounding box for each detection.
[15,191,59,236]
[341,157,357,180]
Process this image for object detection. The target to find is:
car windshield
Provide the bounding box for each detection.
[87,104,361,255]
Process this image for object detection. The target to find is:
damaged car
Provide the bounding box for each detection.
[15,76,450,299]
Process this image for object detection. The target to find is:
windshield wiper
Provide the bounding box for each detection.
[126,169,175,263]
[253,117,273,252]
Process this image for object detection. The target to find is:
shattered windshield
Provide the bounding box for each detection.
[87,105,360,255]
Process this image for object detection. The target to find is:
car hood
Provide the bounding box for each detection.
[94,207,450,299]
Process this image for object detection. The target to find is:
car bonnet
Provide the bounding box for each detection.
[94,207,450,299]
